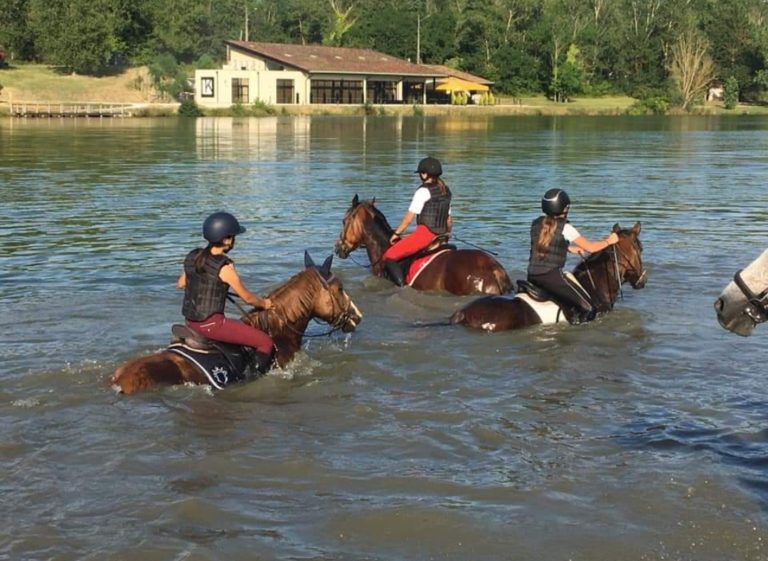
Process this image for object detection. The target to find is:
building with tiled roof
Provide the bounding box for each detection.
[195,41,453,107]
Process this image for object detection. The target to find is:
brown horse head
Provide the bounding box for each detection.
[611,222,647,289]
[334,194,393,259]
[251,253,363,341]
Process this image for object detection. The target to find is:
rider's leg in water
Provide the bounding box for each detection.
[383,259,405,286]
[381,225,436,287]
[528,269,594,324]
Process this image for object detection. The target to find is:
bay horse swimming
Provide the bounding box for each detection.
[714,248,768,336]
[111,253,363,394]
[450,223,646,331]
[334,195,513,295]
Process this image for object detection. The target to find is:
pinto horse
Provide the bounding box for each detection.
[110,253,363,394]
[714,248,768,336]
[334,195,513,295]
[450,223,646,331]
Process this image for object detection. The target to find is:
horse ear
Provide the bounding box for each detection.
[632,222,642,235]
[304,250,316,270]
[612,223,621,233]
[352,194,359,206]
[371,196,376,205]
[320,255,333,279]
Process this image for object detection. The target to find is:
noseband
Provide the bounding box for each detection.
[733,269,768,325]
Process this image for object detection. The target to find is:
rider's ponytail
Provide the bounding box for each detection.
[535,216,558,259]
[194,243,214,273]
[434,177,448,195]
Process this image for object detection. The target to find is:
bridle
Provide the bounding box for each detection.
[337,202,387,269]
[733,269,768,325]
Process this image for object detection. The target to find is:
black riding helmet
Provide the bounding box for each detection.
[415,157,442,177]
[203,212,246,243]
[541,188,571,216]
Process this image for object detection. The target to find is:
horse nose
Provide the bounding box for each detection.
[334,240,347,258]
[714,297,724,314]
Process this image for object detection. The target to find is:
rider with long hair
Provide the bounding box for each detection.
[382,157,452,286]
[177,212,274,358]
[528,188,618,324]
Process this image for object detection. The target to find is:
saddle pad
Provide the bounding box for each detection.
[516,293,567,325]
[167,342,250,389]
[406,249,453,286]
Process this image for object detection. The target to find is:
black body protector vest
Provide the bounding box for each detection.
[416,183,452,235]
[527,216,569,276]
[182,249,232,321]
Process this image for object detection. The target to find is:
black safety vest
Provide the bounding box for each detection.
[527,216,569,276]
[416,183,452,235]
[181,249,232,321]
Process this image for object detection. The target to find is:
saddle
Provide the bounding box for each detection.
[167,324,272,389]
[393,237,456,276]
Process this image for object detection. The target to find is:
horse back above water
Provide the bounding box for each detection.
[450,223,646,331]
[334,195,513,296]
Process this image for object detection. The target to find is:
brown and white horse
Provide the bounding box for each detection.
[111,254,363,394]
[714,248,768,336]
[450,223,646,331]
[334,195,513,295]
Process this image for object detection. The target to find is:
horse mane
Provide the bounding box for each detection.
[362,200,394,236]
[262,269,321,326]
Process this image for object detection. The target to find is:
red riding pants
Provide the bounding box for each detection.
[186,313,273,355]
[382,224,436,261]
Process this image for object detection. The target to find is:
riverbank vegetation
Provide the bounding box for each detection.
[1,0,768,113]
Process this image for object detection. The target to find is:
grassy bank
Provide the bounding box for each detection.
[3,63,768,117]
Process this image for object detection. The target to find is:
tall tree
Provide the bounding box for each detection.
[668,28,715,109]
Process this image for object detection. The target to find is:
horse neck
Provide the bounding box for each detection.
[249,271,319,361]
[573,251,620,312]
[361,210,393,274]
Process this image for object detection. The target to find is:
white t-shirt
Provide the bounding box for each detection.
[563,223,581,243]
[408,187,452,215]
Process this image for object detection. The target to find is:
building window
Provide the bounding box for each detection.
[310,79,363,104]
[277,79,294,104]
[232,78,249,104]
[367,81,397,103]
[200,77,215,98]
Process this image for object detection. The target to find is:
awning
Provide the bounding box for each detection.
[434,77,489,92]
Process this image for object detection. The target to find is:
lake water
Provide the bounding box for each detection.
[2,114,768,560]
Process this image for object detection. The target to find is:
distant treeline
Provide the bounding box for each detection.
[2,0,767,106]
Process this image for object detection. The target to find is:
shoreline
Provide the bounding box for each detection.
[2,100,767,118]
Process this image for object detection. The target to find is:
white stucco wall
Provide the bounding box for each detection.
[194,69,310,108]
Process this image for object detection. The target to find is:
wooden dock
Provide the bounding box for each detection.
[10,102,135,118]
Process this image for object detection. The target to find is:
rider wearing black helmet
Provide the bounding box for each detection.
[177,212,274,359]
[527,188,619,324]
[382,157,453,286]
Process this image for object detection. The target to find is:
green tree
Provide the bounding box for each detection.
[723,75,739,109]
[27,0,121,74]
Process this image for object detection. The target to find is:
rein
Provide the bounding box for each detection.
[733,269,768,324]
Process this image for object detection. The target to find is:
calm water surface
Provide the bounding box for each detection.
[2,115,768,560]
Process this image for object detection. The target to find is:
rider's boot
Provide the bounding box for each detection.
[252,348,275,374]
[383,259,405,287]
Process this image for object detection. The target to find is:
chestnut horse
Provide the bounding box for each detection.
[714,248,768,336]
[334,195,513,295]
[111,253,363,394]
[450,223,646,331]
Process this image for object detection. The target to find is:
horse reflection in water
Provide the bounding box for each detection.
[334,195,513,295]
[451,223,646,331]
[714,248,768,336]
[111,253,363,394]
